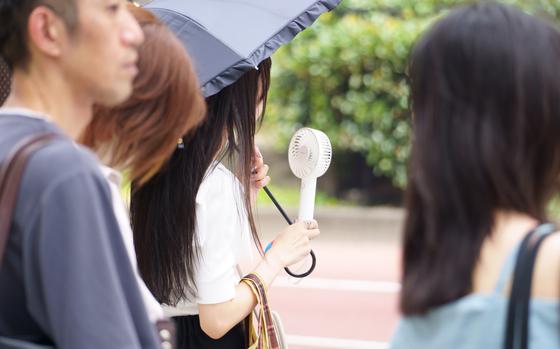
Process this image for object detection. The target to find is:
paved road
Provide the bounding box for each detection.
[256,206,404,349]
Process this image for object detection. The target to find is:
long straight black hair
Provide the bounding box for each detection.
[402,2,560,315]
[130,58,271,304]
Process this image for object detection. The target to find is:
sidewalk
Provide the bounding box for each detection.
[256,205,404,242]
[255,206,404,349]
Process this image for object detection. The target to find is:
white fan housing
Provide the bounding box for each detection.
[288,128,332,221]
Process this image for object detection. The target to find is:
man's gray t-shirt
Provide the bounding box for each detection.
[0,112,161,348]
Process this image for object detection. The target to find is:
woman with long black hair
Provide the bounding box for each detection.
[391,2,560,348]
[130,58,320,348]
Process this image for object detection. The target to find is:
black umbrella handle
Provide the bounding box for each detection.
[262,186,316,278]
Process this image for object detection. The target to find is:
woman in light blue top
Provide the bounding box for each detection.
[391,2,560,348]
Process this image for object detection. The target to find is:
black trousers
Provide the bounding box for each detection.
[173,315,246,349]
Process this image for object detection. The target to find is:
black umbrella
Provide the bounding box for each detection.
[144,0,341,97]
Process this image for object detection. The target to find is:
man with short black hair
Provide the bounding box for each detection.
[0,0,78,68]
[0,0,162,348]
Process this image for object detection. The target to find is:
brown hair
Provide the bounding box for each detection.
[82,5,205,184]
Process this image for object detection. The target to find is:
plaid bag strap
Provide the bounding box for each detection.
[241,273,280,349]
[243,278,264,349]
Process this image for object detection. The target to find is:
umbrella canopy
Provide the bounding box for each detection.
[144,0,341,97]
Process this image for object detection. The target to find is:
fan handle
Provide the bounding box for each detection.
[298,177,317,221]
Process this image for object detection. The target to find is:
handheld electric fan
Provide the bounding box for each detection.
[262,127,332,278]
[288,128,332,221]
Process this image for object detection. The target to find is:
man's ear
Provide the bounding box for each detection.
[27,6,68,59]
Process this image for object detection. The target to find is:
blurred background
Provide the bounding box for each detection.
[253,1,560,348]
[258,0,560,206]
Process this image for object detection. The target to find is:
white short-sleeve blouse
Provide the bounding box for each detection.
[164,163,256,316]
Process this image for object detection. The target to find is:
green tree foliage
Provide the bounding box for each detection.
[264,0,559,187]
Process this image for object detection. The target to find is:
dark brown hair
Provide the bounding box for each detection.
[82,5,206,185]
[131,58,271,305]
[0,0,78,68]
[402,1,560,315]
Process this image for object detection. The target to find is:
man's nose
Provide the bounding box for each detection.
[121,9,144,48]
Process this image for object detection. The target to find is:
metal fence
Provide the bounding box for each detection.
[0,58,10,106]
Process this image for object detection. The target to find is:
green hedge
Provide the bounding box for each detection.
[263,0,559,187]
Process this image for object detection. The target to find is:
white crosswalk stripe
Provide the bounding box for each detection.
[287,335,389,349]
[275,277,401,294]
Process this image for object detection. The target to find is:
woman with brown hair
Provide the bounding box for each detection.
[83,4,205,186]
[81,4,206,323]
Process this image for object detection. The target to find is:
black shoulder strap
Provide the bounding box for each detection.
[504,223,557,349]
[0,132,61,268]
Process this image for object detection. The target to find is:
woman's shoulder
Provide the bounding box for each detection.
[199,162,237,192]
[533,231,560,298]
[200,162,235,186]
[209,162,236,180]
[196,162,241,207]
